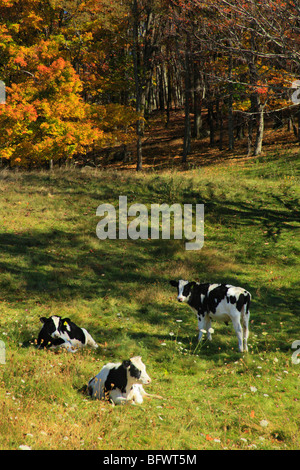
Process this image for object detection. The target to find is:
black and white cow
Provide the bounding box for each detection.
[170,280,251,352]
[37,315,98,352]
[88,356,160,405]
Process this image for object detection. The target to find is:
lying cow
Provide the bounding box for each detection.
[88,356,161,405]
[37,315,98,352]
[170,280,251,352]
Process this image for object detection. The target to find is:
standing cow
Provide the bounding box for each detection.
[170,280,251,352]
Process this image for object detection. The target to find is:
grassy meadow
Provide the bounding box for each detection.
[0,151,299,450]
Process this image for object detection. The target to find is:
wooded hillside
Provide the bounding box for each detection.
[0,0,300,170]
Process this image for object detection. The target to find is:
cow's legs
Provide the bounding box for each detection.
[109,390,130,405]
[205,317,213,341]
[197,315,212,341]
[232,317,244,352]
[197,315,206,341]
[242,310,250,352]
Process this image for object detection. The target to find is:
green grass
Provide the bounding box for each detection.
[0,151,299,450]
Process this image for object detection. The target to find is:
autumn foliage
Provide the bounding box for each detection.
[0,0,137,168]
[0,0,299,168]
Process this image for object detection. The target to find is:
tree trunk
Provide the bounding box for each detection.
[136,123,143,170]
[182,44,191,162]
[158,65,166,112]
[166,64,172,127]
[193,61,202,139]
[236,112,245,140]
[254,101,264,156]
[228,55,234,150]
[208,100,215,146]
[132,0,143,171]
[131,1,157,171]
[248,25,264,156]
[219,106,224,151]
[247,114,254,157]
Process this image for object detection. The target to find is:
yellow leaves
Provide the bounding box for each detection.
[0,60,95,165]
[0,147,14,160]
[40,122,49,131]
[8,23,19,34]
[0,0,15,7]
[22,12,44,31]
[0,5,138,169]
[35,58,82,98]
[88,103,138,149]
[233,99,251,112]
[0,84,38,124]
[0,23,14,49]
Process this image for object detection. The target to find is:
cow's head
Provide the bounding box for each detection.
[170,279,195,303]
[39,315,71,339]
[122,356,151,385]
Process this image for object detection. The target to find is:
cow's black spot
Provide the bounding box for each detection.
[129,363,141,380]
[60,318,86,344]
[207,285,229,314]
[105,363,128,393]
[37,317,60,348]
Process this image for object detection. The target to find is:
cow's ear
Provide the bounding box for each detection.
[189,281,196,288]
[61,318,71,330]
[122,360,131,369]
[170,280,178,287]
[40,317,47,324]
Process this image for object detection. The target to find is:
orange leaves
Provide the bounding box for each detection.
[13,55,28,67]
[0,0,139,166]
[36,64,48,75]
[0,83,38,124]
[0,46,113,168]
[35,58,83,97]
[254,83,268,96]
[0,48,100,166]
[0,0,15,6]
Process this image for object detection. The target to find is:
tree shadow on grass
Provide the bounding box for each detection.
[0,230,181,304]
